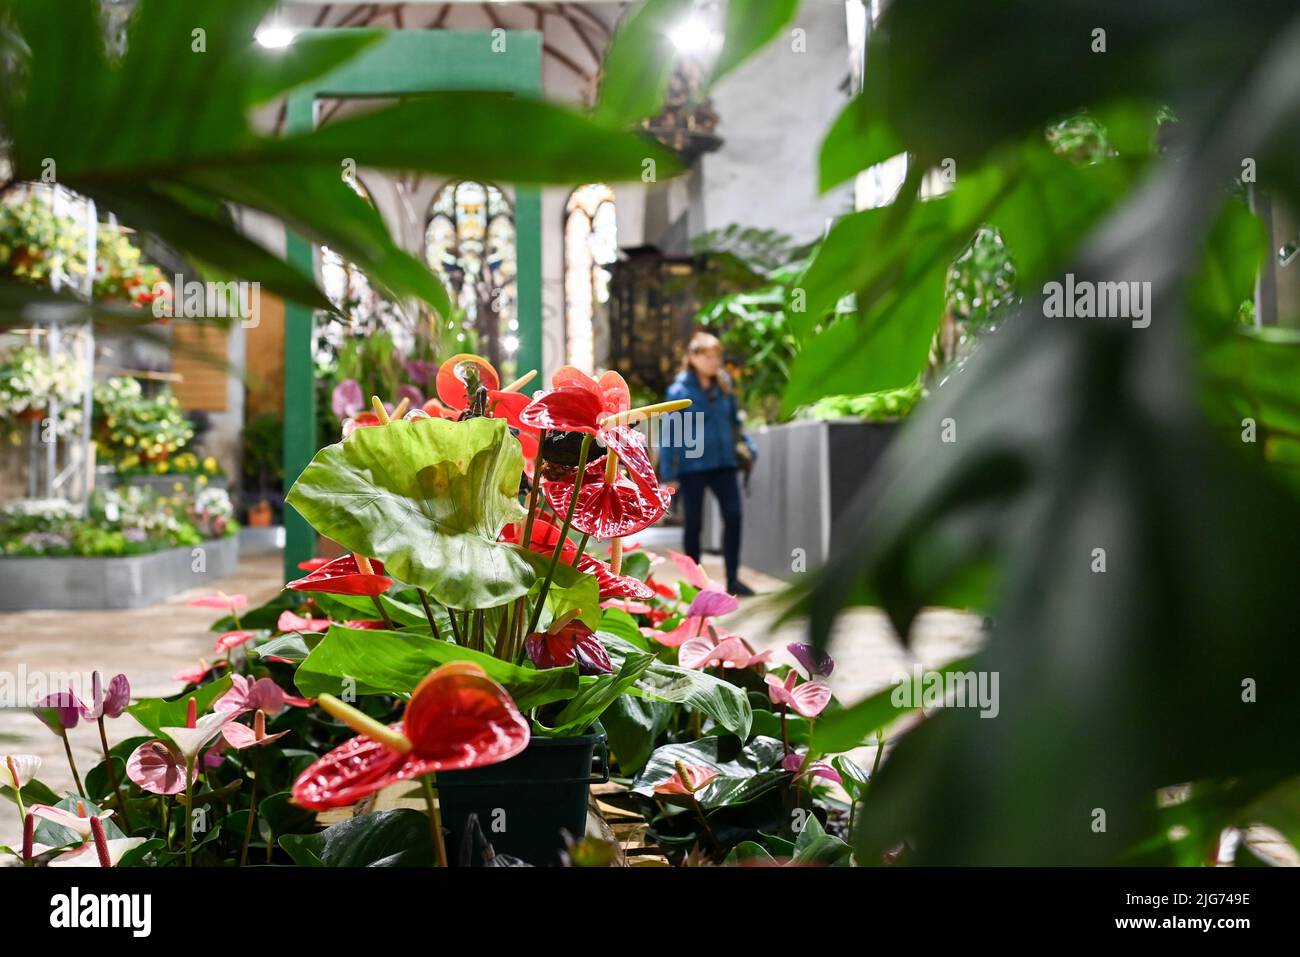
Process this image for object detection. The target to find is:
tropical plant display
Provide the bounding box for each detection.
[0,485,236,557]
[92,376,196,472]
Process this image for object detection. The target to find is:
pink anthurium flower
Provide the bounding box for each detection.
[214,630,255,653]
[161,711,241,764]
[2,754,40,791]
[765,672,833,719]
[30,803,114,839]
[292,662,530,811]
[79,672,130,721]
[34,688,82,732]
[679,628,772,671]
[669,550,713,591]
[600,598,654,615]
[653,763,718,796]
[188,592,248,612]
[222,710,288,750]
[215,674,304,715]
[50,835,147,868]
[126,740,189,795]
[782,752,843,785]
[172,658,225,685]
[788,642,836,679]
[277,609,330,633]
[687,589,739,619]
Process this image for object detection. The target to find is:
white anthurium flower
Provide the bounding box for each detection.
[1,754,41,790]
[49,837,147,868]
[30,804,115,839]
[160,711,238,762]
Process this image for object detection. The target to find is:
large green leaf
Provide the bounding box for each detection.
[811,657,977,754]
[602,633,752,738]
[1,0,681,314]
[295,623,578,712]
[709,0,800,86]
[632,736,787,810]
[539,653,655,737]
[279,809,434,867]
[594,0,693,126]
[601,694,674,775]
[286,416,533,609]
[125,676,233,738]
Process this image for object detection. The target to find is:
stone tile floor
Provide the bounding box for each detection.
[0,535,984,850]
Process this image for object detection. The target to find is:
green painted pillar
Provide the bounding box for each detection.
[279,30,545,581]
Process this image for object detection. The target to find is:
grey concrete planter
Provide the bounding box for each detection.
[0,536,239,610]
[705,419,899,581]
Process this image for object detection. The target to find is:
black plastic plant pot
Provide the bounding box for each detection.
[436,732,609,866]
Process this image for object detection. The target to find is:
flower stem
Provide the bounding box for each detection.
[240,747,261,867]
[97,718,131,833]
[417,588,443,641]
[447,607,464,644]
[60,730,86,798]
[421,774,448,868]
[521,429,546,546]
[184,759,195,867]
[371,595,394,629]
[527,433,592,634]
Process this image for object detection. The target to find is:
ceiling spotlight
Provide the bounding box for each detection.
[668,15,719,58]
[255,24,295,49]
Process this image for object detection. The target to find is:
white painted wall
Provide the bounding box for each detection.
[695,1,855,244]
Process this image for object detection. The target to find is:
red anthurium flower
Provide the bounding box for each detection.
[296,557,331,573]
[543,460,672,539]
[277,609,330,633]
[525,618,612,675]
[436,353,501,412]
[286,553,392,597]
[500,516,653,601]
[576,553,655,601]
[645,576,677,600]
[342,619,388,630]
[765,672,832,719]
[292,662,530,811]
[654,763,718,796]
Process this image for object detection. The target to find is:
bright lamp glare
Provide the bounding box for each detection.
[255,25,295,49]
[668,16,718,57]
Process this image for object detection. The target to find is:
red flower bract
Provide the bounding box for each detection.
[286,554,393,597]
[291,662,530,811]
[525,620,612,675]
[543,462,672,539]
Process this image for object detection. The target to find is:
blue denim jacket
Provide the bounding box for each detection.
[658,370,748,481]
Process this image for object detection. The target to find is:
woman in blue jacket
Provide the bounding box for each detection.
[659,332,754,596]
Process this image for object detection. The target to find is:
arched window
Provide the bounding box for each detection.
[425,180,517,375]
[319,175,380,324]
[564,184,617,373]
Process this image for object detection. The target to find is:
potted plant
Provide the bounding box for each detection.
[277,353,751,863]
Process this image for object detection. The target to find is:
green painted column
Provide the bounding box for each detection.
[280,30,545,581]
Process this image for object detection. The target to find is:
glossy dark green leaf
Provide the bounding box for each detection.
[126,676,233,738]
[603,633,751,738]
[709,0,800,86]
[601,694,674,775]
[540,653,654,736]
[634,736,787,810]
[295,622,578,711]
[279,809,434,867]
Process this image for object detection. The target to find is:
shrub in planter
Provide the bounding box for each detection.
[93,377,195,472]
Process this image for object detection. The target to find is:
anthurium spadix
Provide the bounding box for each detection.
[287,414,537,610]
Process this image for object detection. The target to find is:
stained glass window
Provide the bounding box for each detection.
[425,180,517,377]
[564,184,618,373]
